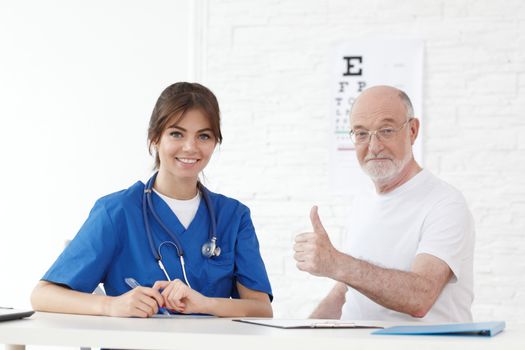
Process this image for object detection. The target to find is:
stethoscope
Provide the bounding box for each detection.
[142,172,221,288]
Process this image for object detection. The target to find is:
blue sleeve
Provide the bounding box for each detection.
[233,206,273,301]
[42,200,122,293]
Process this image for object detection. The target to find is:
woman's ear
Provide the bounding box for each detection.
[148,140,158,155]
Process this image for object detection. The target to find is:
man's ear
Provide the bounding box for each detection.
[409,118,420,145]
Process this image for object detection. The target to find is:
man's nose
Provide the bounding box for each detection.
[367,132,384,153]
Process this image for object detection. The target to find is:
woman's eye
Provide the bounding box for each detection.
[170,131,183,138]
[199,134,211,141]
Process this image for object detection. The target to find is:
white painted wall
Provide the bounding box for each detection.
[0,0,192,312]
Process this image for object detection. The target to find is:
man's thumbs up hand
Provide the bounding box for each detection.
[310,205,328,236]
[294,206,340,278]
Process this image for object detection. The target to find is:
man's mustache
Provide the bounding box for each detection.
[364,153,393,161]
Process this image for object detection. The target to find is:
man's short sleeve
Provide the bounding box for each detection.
[417,195,475,282]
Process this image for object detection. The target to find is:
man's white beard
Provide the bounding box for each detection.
[362,145,412,183]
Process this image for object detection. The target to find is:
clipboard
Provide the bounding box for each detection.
[233,318,383,329]
[372,321,506,337]
[0,307,35,322]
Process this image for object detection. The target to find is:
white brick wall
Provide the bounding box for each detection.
[202,0,525,321]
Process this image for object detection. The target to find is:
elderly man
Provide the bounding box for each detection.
[294,86,474,322]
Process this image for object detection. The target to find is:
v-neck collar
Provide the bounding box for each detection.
[150,190,208,238]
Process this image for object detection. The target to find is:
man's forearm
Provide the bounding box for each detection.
[330,252,444,317]
[309,282,347,319]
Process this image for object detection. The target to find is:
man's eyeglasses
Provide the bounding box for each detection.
[349,118,413,145]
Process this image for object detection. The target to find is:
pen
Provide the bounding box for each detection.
[124,277,170,315]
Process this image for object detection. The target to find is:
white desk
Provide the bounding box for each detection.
[0,312,523,350]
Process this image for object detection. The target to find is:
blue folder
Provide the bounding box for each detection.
[372,321,505,337]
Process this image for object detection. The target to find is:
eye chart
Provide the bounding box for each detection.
[329,39,423,195]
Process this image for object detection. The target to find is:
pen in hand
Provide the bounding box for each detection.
[124,277,170,315]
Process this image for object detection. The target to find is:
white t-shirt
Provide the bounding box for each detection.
[153,189,201,229]
[340,169,475,323]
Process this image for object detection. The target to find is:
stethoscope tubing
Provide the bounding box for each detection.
[144,186,184,257]
[142,172,219,287]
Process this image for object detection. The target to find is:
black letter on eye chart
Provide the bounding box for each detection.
[342,56,363,76]
[338,81,349,93]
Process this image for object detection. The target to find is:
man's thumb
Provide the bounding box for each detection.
[310,205,327,235]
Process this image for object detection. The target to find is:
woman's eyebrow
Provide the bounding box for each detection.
[167,124,186,131]
[167,125,212,133]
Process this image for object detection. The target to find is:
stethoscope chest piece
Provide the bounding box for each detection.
[201,237,221,258]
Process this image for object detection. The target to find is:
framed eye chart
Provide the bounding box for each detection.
[329,39,424,195]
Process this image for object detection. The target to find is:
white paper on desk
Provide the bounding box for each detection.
[233,319,383,329]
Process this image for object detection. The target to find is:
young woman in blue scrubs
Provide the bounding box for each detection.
[31,82,273,318]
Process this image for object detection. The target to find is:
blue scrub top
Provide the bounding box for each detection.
[42,181,273,302]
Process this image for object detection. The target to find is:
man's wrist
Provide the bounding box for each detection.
[329,250,353,283]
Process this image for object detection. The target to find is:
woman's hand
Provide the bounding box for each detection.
[106,286,164,318]
[153,279,208,314]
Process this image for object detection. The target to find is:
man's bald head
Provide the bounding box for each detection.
[350,86,414,125]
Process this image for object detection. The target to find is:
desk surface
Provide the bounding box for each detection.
[0,312,523,350]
